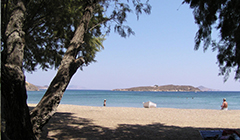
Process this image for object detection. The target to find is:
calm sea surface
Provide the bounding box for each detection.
[27,90,240,110]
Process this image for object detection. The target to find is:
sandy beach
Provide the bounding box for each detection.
[28,104,240,140]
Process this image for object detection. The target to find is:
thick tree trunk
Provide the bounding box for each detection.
[30,3,96,138]
[1,1,36,139]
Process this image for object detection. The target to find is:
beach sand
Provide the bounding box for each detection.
[28,104,240,140]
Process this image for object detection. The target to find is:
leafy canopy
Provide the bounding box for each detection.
[184,0,240,81]
[1,0,151,72]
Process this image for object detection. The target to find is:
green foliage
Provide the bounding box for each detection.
[2,0,105,71]
[184,0,240,81]
[23,0,103,71]
[2,0,151,72]
[103,0,151,37]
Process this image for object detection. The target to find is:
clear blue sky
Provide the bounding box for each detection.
[25,0,240,91]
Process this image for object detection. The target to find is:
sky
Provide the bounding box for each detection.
[25,0,240,91]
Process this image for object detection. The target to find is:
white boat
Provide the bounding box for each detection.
[143,101,157,108]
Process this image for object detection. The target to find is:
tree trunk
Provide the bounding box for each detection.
[1,0,36,139]
[30,3,96,138]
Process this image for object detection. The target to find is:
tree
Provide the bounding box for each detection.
[2,0,106,72]
[1,0,36,139]
[30,0,151,137]
[184,0,240,81]
[1,0,151,139]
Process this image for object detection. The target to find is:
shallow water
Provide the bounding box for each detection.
[27,90,240,110]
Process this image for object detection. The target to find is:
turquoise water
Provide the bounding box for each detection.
[27,90,240,110]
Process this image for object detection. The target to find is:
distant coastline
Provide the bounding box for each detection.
[26,82,220,92]
[112,84,201,92]
[26,82,39,91]
[26,81,48,91]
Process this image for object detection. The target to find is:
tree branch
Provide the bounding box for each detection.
[88,18,112,32]
[75,56,85,66]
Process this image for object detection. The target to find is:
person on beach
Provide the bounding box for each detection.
[103,99,106,106]
[221,98,228,110]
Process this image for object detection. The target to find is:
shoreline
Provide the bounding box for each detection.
[27,91,240,110]
[28,103,240,110]
[28,104,240,140]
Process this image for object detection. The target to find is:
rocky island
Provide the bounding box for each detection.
[113,84,201,92]
[26,81,39,91]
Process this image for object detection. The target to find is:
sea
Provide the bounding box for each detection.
[27,90,240,110]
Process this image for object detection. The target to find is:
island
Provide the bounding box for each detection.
[26,81,39,91]
[112,84,201,92]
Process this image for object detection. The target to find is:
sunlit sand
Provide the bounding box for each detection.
[28,104,240,140]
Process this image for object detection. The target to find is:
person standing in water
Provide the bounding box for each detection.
[221,98,228,110]
[103,99,106,106]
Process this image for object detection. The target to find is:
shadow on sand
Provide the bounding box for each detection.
[35,110,240,140]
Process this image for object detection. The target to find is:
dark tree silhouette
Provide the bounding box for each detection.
[184,0,240,81]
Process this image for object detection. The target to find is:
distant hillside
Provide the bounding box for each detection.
[26,82,39,91]
[113,84,201,92]
[37,85,48,90]
[197,86,220,91]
